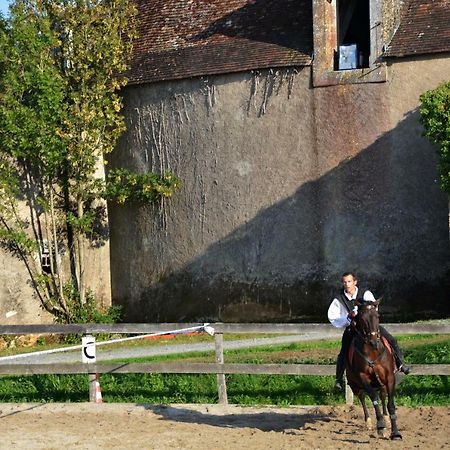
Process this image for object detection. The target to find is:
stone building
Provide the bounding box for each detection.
[108,0,450,323]
[3,0,448,324]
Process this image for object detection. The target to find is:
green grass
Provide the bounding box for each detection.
[0,334,449,406]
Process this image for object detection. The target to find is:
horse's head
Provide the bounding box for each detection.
[355,299,381,349]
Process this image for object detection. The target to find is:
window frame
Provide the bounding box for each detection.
[312,0,386,87]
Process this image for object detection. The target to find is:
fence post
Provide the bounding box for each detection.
[88,370,97,402]
[214,333,228,404]
[82,335,97,402]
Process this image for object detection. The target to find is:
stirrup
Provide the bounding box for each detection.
[398,364,411,375]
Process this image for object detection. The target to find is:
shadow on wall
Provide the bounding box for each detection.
[110,109,450,323]
[189,0,312,53]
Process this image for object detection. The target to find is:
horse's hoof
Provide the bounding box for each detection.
[377,428,387,438]
[390,432,402,440]
[365,418,373,430]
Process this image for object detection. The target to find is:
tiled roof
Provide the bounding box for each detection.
[128,0,313,85]
[384,0,450,57]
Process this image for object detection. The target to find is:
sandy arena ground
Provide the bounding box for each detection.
[0,403,448,449]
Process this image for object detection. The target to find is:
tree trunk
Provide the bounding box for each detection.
[77,198,86,305]
[49,185,67,312]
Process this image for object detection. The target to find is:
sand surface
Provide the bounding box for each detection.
[0,403,448,449]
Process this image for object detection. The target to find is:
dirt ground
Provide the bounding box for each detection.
[0,403,448,449]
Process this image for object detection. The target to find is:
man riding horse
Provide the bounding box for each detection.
[328,271,410,391]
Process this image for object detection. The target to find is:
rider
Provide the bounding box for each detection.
[328,271,411,391]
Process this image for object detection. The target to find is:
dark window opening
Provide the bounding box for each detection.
[335,0,370,70]
[39,241,52,274]
[41,250,51,274]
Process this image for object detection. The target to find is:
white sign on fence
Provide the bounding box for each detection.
[82,335,96,363]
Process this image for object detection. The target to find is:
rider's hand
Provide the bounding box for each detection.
[348,311,357,327]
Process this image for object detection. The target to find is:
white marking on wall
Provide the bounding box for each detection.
[235,161,253,176]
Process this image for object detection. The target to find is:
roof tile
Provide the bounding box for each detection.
[128,0,312,84]
[384,0,450,57]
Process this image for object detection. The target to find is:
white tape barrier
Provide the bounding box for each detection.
[0,323,215,362]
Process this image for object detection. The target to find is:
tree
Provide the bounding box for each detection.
[0,0,179,323]
[419,81,450,194]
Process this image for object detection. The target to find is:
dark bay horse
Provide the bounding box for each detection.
[345,299,402,440]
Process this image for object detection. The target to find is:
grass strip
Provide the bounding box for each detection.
[0,334,448,406]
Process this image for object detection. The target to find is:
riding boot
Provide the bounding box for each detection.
[380,326,411,374]
[335,350,346,390]
[394,352,411,375]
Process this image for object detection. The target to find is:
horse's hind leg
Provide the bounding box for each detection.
[387,380,402,440]
[358,391,372,430]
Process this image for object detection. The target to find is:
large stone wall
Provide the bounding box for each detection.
[109,57,450,323]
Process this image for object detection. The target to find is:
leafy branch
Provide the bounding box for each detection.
[419,81,450,194]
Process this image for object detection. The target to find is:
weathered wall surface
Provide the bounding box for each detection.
[383,56,450,316]
[0,252,50,324]
[0,193,112,325]
[311,55,450,319]
[109,58,450,323]
[0,243,112,325]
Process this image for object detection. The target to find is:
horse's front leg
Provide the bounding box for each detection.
[386,378,402,440]
[357,391,372,430]
[361,378,386,436]
[380,385,389,422]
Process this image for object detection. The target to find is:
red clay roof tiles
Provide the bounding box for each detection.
[128,0,313,85]
[384,0,450,57]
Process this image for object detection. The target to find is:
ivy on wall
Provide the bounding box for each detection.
[105,168,180,204]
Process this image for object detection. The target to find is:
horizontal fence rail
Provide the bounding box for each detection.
[0,322,449,405]
[0,322,450,335]
[0,363,448,376]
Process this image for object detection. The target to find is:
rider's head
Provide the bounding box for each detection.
[342,272,357,295]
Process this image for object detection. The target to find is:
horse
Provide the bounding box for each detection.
[345,299,402,440]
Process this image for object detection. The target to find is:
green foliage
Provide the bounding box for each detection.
[105,168,181,204]
[419,81,450,193]
[0,227,38,253]
[54,282,122,325]
[53,281,123,343]
[0,0,139,320]
[0,1,180,323]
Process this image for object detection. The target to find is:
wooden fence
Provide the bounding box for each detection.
[0,322,449,405]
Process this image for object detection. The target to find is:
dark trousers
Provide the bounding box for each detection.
[335,325,405,382]
[336,327,353,383]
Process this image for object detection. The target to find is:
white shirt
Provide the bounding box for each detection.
[327,287,376,328]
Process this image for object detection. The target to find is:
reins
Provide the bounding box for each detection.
[353,303,387,386]
[354,335,386,368]
[353,331,387,387]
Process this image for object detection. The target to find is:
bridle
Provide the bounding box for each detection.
[355,324,381,345]
[354,303,380,340]
[354,303,386,369]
